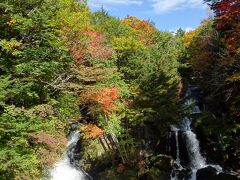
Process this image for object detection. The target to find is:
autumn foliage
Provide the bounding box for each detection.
[84,31,113,60]
[31,132,67,166]
[122,16,157,45]
[80,124,104,139]
[70,31,113,65]
[182,27,202,47]
[206,0,240,52]
[80,87,120,114]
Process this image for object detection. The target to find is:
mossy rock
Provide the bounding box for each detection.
[150,154,174,171]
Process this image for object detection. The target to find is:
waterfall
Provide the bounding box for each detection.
[184,129,206,169]
[170,86,225,180]
[50,131,91,180]
[181,117,206,170]
[170,126,181,167]
[179,88,206,171]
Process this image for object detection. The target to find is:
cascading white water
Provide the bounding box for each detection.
[171,126,181,167]
[184,126,206,169]
[170,126,183,180]
[175,131,180,165]
[50,131,86,180]
[170,86,224,180]
[182,89,206,170]
[181,118,206,170]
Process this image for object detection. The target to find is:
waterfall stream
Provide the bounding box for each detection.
[50,131,91,180]
[185,128,206,169]
[170,86,224,180]
[48,86,238,180]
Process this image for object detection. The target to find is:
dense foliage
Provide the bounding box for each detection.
[182,0,240,170]
[0,0,75,179]
[0,0,184,179]
[1,0,239,179]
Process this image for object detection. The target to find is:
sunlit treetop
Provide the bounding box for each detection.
[121,16,158,45]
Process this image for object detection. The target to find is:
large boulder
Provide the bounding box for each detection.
[196,166,217,180]
[196,166,239,180]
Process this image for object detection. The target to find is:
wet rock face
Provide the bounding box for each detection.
[169,131,177,159]
[215,173,240,180]
[196,166,217,179]
[167,130,190,166]
[196,166,239,180]
[178,131,190,167]
[172,168,192,180]
[67,139,82,165]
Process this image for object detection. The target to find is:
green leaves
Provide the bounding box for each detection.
[1,0,186,178]
[0,0,73,179]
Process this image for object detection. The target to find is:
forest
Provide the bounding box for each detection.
[0,0,239,179]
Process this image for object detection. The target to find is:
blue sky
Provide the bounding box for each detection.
[88,0,209,32]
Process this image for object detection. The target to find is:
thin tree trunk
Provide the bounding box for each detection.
[103,133,112,150]
[99,136,107,152]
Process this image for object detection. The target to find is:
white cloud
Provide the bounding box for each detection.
[89,0,143,7]
[170,27,194,34]
[151,0,205,13]
[185,27,194,32]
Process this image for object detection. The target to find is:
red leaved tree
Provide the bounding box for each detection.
[206,0,240,52]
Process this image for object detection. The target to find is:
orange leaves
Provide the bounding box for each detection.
[70,45,85,65]
[95,87,120,114]
[80,123,104,139]
[80,87,120,114]
[122,16,154,33]
[56,3,113,64]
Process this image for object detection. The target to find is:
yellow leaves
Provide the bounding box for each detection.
[7,18,17,26]
[182,28,201,47]
[80,124,104,139]
[0,39,22,48]
[0,38,22,56]
[121,16,157,45]
[111,36,144,52]
[69,113,82,122]
[56,1,92,38]
[226,72,240,82]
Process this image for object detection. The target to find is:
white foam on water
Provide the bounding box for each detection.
[184,130,206,169]
[51,156,85,180]
[50,131,86,180]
